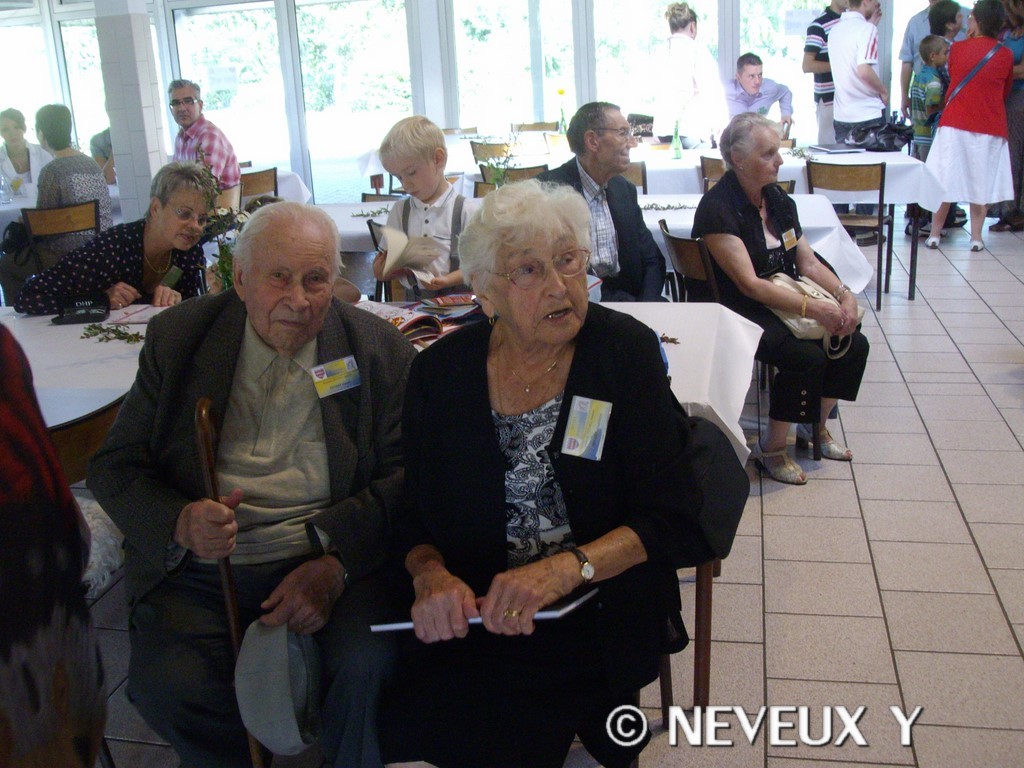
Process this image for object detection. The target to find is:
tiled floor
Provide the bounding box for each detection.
[93,220,1024,767]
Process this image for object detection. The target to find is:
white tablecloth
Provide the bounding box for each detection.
[321,193,873,294]
[0,307,139,429]
[640,147,946,210]
[607,302,761,463]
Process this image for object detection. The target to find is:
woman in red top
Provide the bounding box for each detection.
[925,0,1015,251]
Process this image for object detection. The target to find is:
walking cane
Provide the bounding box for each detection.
[194,397,267,768]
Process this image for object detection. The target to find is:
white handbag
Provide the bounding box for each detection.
[768,273,864,359]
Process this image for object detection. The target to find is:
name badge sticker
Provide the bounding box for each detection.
[311,356,361,398]
[561,396,613,461]
[782,228,798,252]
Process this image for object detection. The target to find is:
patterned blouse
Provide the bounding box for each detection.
[14,219,205,315]
[493,394,576,568]
[34,154,113,258]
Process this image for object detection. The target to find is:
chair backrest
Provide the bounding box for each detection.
[366,219,396,301]
[367,219,384,252]
[805,161,886,207]
[362,192,404,202]
[238,160,253,168]
[658,219,720,302]
[779,138,796,149]
[512,121,558,133]
[21,200,101,239]
[473,181,497,198]
[443,126,477,136]
[240,168,278,198]
[702,176,718,193]
[544,132,569,154]
[621,161,648,194]
[777,179,796,194]
[470,141,509,162]
[699,156,726,185]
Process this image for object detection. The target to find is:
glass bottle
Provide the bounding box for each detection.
[670,120,682,159]
[0,174,12,205]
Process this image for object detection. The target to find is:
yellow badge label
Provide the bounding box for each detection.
[782,228,798,252]
[561,396,613,461]
[310,356,360,398]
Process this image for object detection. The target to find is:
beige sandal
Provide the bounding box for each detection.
[752,440,807,485]
[796,424,853,461]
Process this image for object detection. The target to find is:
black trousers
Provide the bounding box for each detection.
[127,557,403,768]
[751,306,870,425]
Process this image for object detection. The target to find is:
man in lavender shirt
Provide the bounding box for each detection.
[724,53,795,133]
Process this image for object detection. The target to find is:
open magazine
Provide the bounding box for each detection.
[370,588,598,632]
[357,298,483,346]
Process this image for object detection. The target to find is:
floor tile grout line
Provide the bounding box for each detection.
[870,240,1024,664]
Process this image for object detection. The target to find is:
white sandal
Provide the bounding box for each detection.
[752,440,807,485]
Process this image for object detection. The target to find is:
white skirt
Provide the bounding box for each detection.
[926,126,1014,204]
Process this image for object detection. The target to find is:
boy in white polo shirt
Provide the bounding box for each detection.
[373,116,477,298]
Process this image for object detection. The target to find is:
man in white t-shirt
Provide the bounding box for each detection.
[828,0,888,143]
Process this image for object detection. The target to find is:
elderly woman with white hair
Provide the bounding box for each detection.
[691,112,870,485]
[380,179,708,768]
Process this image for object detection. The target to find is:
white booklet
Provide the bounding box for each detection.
[106,304,169,325]
[382,226,440,284]
[370,588,598,632]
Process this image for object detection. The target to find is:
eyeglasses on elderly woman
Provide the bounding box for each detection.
[491,248,591,289]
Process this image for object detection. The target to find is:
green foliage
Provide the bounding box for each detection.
[81,324,144,344]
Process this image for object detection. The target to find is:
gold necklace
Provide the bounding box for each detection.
[508,358,559,394]
[144,250,172,275]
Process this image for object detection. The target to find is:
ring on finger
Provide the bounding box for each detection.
[503,608,521,619]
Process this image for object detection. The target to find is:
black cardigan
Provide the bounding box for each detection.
[398,303,706,692]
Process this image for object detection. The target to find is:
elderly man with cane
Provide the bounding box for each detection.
[89,201,416,767]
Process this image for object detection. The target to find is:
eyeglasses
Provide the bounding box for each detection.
[169,97,198,108]
[594,127,633,140]
[493,248,590,290]
[173,207,209,227]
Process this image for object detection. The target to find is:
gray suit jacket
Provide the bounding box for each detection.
[88,290,416,609]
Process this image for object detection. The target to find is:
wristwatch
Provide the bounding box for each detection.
[570,547,595,583]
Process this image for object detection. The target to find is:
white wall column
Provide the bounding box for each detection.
[95,0,167,222]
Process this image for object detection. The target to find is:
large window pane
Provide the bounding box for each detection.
[174,2,290,173]
[452,0,575,138]
[296,0,411,203]
[594,1,718,119]
[60,20,107,150]
[738,0,822,145]
[0,24,62,146]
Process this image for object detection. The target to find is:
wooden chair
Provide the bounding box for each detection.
[779,138,796,149]
[442,126,477,136]
[366,219,398,302]
[361,192,404,202]
[658,219,719,303]
[699,156,726,190]
[805,160,893,311]
[21,199,101,241]
[478,164,548,184]
[240,167,278,198]
[470,141,510,163]
[238,160,253,168]
[544,132,569,154]
[511,121,558,132]
[621,161,648,194]
[473,181,496,198]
